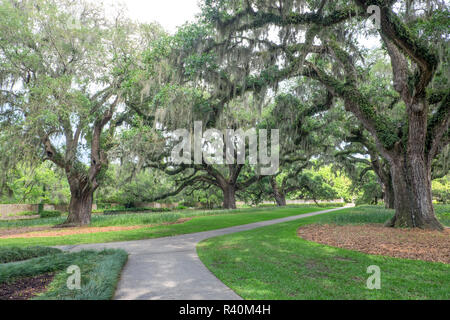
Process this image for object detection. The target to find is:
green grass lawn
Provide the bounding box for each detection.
[197,205,450,300]
[0,204,342,229]
[0,247,127,300]
[0,205,335,247]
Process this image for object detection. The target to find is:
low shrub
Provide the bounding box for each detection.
[249,202,346,208]
[40,210,62,218]
[320,205,448,227]
[7,211,37,217]
[318,205,394,225]
[103,207,171,215]
[314,202,346,208]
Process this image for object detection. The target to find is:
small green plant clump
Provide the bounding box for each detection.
[0,246,62,264]
[40,211,62,218]
[0,247,128,300]
[8,211,37,217]
[103,207,172,215]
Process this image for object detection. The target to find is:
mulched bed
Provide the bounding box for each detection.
[0,273,55,300]
[297,224,450,264]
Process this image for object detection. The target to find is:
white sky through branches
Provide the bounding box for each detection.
[100,0,201,33]
[98,0,380,47]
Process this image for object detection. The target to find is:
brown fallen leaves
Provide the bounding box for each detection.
[298,224,450,264]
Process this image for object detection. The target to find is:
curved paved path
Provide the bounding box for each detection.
[60,206,350,300]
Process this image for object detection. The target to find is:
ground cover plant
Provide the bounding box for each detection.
[0,246,61,264]
[39,211,62,219]
[0,247,127,300]
[7,211,37,217]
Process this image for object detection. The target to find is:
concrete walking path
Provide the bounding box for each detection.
[60,206,350,300]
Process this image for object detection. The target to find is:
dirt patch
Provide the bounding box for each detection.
[0,225,147,239]
[0,215,41,221]
[297,224,450,264]
[0,273,55,300]
[0,215,40,221]
[0,217,193,239]
[304,259,330,272]
[0,226,51,237]
[172,218,192,224]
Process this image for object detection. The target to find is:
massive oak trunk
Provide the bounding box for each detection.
[61,175,97,227]
[297,2,446,230]
[270,176,286,206]
[386,158,442,229]
[66,187,94,226]
[372,159,395,209]
[386,156,443,230]
[385,104,443,230]
[383,179,395,209]
[222,184,237,209]
[42,88,116,228]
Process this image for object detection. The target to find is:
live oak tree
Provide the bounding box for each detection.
[316,1,449,229]
[335,128,394,208]
[333,48,447,209]
[331,102,395,208]
[93,162,176,206]
[201,0,449,229]
[260,82,342,206]
[0,0,145,225]
[146,21,347,209]
[137,93,272,210]
[0,162,70,204]
[336,116,449,208]
[124,23,294,209]
[0,133,22,200]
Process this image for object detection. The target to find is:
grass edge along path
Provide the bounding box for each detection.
[197,207,450,300]
[0,206,330,247]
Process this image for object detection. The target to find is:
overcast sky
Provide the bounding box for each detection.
[98,0,380,48]
[102,0,201,33]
